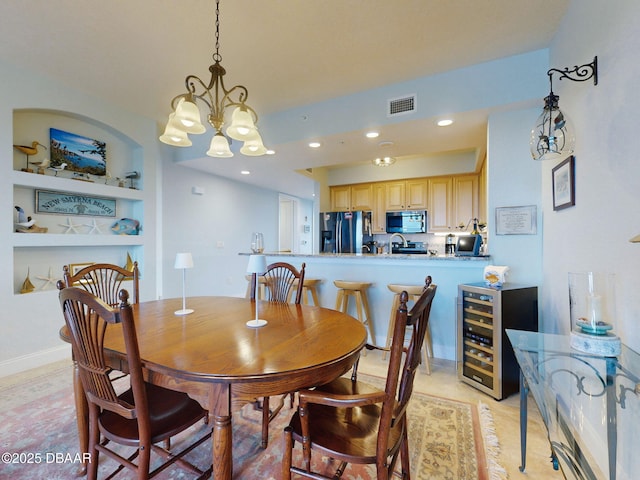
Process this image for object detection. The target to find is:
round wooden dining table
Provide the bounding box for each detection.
[62,296,367,479]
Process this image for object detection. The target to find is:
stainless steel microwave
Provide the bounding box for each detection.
[386,210,427,233]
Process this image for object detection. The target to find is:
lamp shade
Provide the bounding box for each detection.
[206,132,234,157]
[174,252,194,269]
[227,106,257,140]
[530,94,575,161]
[159,114,193,147]
[246,254,267,275]
[174,98,206,134]
[240,130,267,156]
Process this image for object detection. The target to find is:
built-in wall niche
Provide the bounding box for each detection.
[13,245,143,295]
[12,109,143,187]
[11,109,146,296]
[13,183,142,236]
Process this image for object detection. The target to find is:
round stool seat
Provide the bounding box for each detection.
[385,282,433,374]
[334,280,372,290]
[333,280,375,347]
[292,278,323,306]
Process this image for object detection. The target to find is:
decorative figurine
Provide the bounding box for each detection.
[20,268,35,294]
[14,206,48,233]
[13,141,46,172]
[29,157,50,175]
[111,218,140,235]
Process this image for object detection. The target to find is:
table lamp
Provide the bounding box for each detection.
[246,254,267,327]
[174,252,194,315]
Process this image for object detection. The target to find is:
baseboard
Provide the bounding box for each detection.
[0,345,71,378]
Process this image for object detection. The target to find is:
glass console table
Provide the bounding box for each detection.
[506,329,640,480]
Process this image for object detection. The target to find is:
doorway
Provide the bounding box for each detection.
[279,195,297,253]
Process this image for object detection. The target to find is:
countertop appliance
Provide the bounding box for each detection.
[320,211,373,253]
[391,241,429,254]
[455,234,483,256]
[386,210,427,233]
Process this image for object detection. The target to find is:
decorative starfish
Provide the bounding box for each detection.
[83,218,104,234]
[59,217,81,234]
[36,267,58,290]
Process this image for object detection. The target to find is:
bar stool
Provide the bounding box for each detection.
[333,280,375,345]
[385,283,433,374]
[292,278,322,306]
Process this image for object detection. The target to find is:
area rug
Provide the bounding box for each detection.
[0,362,505,479]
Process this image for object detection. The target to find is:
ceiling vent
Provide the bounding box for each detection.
[387,94,416,117]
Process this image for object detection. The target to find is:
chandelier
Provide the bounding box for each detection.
[159,0,267,157]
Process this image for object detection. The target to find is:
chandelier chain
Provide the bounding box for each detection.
[214,0,221,63]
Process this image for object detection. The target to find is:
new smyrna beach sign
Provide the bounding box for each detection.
[35,190,116,217]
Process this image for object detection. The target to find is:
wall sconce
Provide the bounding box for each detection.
[530,57,598,161]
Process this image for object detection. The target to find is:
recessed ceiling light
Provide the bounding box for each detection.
[308,142,321,148]
[365,131,379,138]
[240,170,250,175]
[437,119,454,127]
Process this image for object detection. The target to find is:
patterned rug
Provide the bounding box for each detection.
[0,362,505,479]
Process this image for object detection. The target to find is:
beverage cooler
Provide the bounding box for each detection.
[457,282,538,400]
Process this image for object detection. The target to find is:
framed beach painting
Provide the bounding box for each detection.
[50,128,107,176]
[552,156,575,211]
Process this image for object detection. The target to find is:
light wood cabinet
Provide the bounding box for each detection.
[329,174,481,234]
[330,184,373,212]
[350,183,373,211]
[453,175,478,228]
[372,184,386,233]
[330,185,351,211]
[385,180,427,210]
[428,177,453,232]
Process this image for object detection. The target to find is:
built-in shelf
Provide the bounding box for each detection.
[12,170,143,201]
[13,233,144,247]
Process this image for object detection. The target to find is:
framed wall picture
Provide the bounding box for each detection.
[50,128,106,177]
[68,262,95,278]
[552,156,576,211]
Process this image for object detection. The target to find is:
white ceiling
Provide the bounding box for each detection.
[0,0,569,198]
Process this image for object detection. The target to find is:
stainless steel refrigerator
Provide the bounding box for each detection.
[319,211,373,253]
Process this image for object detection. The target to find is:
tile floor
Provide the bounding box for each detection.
[357,350,565,479]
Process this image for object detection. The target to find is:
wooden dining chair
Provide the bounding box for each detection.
[63,262,140,306]
[249,261,306,304]
[58,285,212,480]
[282,276,437,480]
[250,261,306,448]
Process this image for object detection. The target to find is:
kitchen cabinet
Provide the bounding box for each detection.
[453,175,479,228]
[385,179,427,211]
[371,183,386,233]
[427,177,452,232]
[330,184,372,212]
[457,283,538,400]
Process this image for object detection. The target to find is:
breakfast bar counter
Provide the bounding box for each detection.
[244,252,491,361]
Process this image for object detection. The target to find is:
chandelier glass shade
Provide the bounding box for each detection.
[159,0,267,158]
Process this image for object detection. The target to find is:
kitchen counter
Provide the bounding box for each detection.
[242,252,490,261]
[241,252,491,361]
